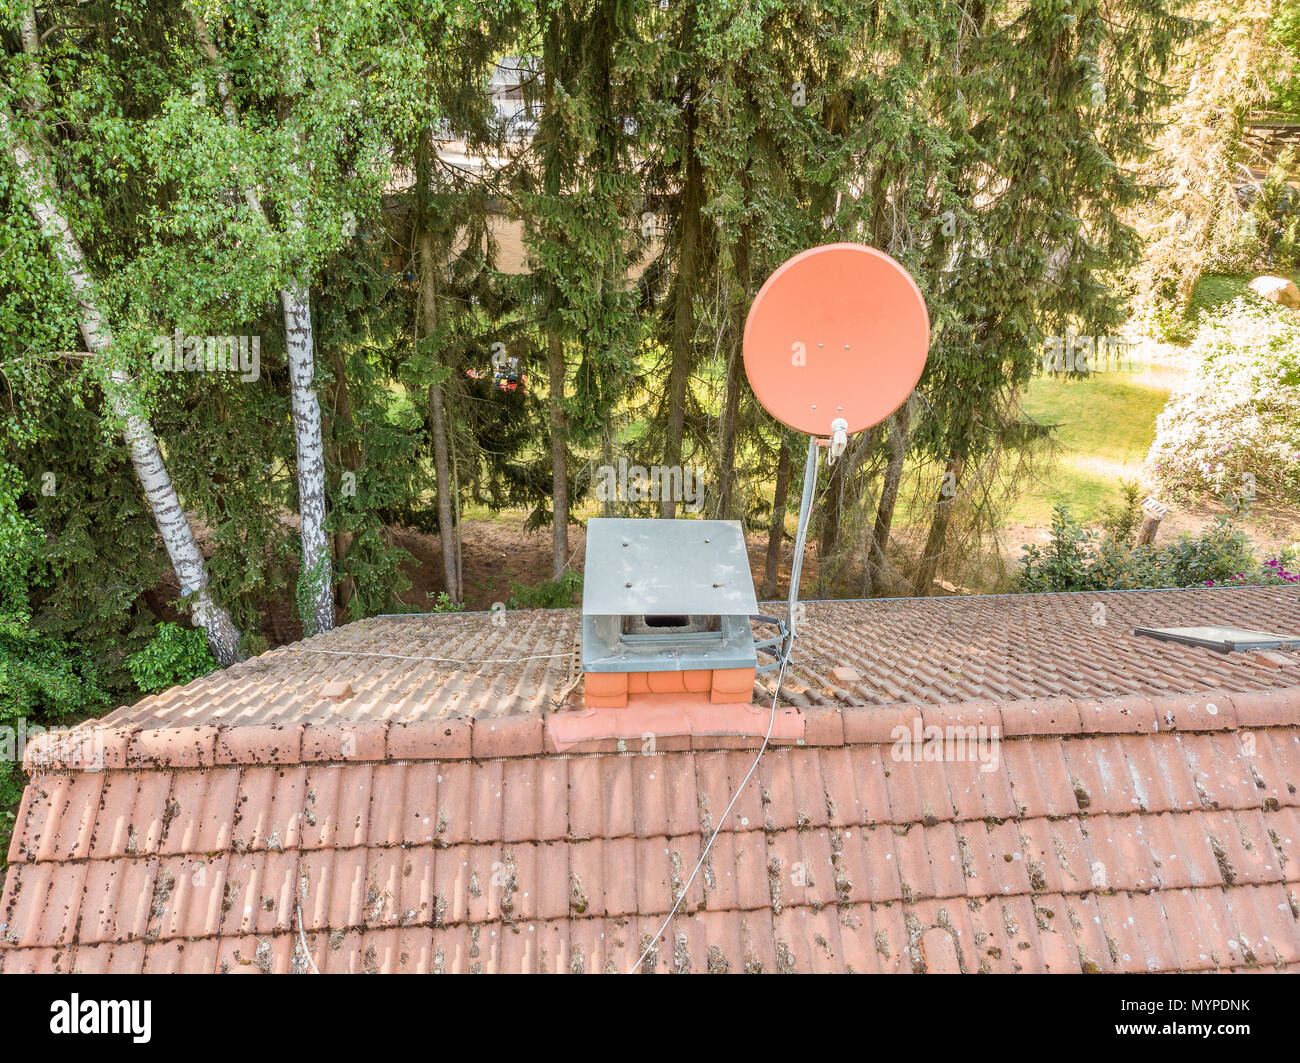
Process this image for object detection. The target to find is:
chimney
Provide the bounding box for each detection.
[580,518,759,708]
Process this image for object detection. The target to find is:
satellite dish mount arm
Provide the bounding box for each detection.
[782,433,825,661]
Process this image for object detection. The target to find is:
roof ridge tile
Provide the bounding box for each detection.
[17,683,1300,776]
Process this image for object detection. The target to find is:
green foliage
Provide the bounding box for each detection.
[506,571,583,609]
[0,465,110,845]
[0,463,110,715]
[1098,481,1144,548]
[1146,298,1300,504]
[427,591,465,613]
[1019,504,1268,592]
[1159,517,1260,587]
[1253,151,1300,272]
[125,622,217,695]
[1188,273,1257,316]
[1267,0,1300,116]
[1130,2,1279,323]
[1217,551,1300,586]
[0,807,13,873]
[1204,151,1300,275]
[1018,506,1106,593]
[0,615,107,720]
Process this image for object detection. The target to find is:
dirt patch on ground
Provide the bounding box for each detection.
[389,519,590,611]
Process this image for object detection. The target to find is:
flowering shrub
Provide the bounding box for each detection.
[1206,555,1300,587]
[1145,299,1300,505]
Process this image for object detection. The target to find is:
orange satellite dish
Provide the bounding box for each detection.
[743,243,930,437]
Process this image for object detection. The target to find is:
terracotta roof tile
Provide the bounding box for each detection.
[5,589,1300,973]
[1023,896,1078,973]
[922,822,969,900]
[1139,812,1222,890]
[1204,809,1281,886]
[1082,813,1162,892]
[1253,730,1300,807]
[698,829,767,911]
[360,764,404,849]
[1077,696,1158,734]
[74,589,1300,734]
[852,824,907,905]
[1269,807,1300,882]
[1129,733,1204,813]
[1001,738,1079,818]
[690,751,757,834]
[1109,890,1185,972]
[1223,883,1300,966]
[215,724,302,766]
[961,819,1031,897]
[773,904,844,972]
[1182,733,1260,811]
[150,855,228,942]
[89,856,156,945]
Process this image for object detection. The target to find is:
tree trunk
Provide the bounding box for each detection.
[914,455,965,596]
[548,329,569,577]
[281,283,335,635]
[1136,514,1163,546]
[717,340,744,520]
[541,15,569,573]
[601,425,615,518]
[762,435,792,599]
[1,106,243,665]
[415,134,460,602]
[869,396,912,592]
[717,221,750,521]
[662,10,704,520]
[819,447,847,560]
[330,346,358,616]
[717,80,754,521]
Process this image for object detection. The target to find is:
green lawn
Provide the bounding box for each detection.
[1013,369,1173,525]
[1188,270,1299,315]
[1008,272,1298,526]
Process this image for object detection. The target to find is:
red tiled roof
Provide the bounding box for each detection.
[3,690,1300,971]
[3,587,1300,973]
[100,587,1300,730]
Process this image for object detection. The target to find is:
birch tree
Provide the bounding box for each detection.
[1,16,244,665]
[164,1,434,630]
[186,7,334,635]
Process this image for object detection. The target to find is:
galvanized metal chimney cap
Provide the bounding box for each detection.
[581,518,759,617]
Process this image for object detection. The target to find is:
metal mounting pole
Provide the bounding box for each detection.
[783,435,821,660]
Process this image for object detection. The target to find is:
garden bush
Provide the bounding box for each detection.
[1019,503,1276,592]
[125,621,217,695]
[1145,298,1300,505]
[506,571,583,609]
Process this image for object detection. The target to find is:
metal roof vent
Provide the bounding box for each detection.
[1135,625,1300,653]
[581,518,762,708]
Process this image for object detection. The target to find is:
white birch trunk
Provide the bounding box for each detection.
[193,12,335,634]
[281,280,335,635]
[1,107,244,666]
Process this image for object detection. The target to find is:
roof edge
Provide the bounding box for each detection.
[22,684,1300,774]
